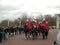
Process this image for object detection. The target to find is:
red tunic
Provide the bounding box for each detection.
[45,25,49,30]
[26,21,31,30]
[42,21,49,30]
[32,21,38,30]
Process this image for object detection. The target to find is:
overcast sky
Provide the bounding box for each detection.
[0,0,60,22]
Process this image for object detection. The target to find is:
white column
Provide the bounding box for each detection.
[56,15,59,29]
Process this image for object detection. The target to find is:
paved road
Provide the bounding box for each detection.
[0,29,60,45]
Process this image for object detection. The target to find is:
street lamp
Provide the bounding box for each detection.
[18,18,22,27]
[8,19,9,27]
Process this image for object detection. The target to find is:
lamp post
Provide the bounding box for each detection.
[8,19,9,27]
[18,18,21,27]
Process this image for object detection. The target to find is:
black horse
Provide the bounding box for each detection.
[30,23,38,40]
[38,24,46,39]
[24,24,30,39]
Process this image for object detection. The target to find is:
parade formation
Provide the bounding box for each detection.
[0,19,49,43]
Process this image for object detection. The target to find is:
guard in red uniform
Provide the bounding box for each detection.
[26,20,31,30]
[32,20,39,30]
[32,20,38,38]
[24,19,31,39]
[42,20,49,31]
[41,19,49,39]
[38,22,44,36]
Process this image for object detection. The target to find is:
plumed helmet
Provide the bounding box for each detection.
[42,18,45,21]
[33,19,35,21]
[26,19,29,21]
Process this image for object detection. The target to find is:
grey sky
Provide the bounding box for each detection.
[0,5,20,22]
[0,0,60,22]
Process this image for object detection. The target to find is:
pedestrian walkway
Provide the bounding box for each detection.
[0,29,60,45]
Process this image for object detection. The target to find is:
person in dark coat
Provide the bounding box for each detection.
[4,27,9,40]
[10,27,14,36]
[0,27,3,42]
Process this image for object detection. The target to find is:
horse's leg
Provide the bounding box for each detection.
[27,30,30,39]
[32,31,34,40]
[38,31,40,36]
[35,31,38,38]
[42,31,45,40]
[24,30,28,39]
[43,33,45,39]
[45,30,48,39]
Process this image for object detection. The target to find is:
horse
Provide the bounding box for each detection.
[38,24,46,39]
